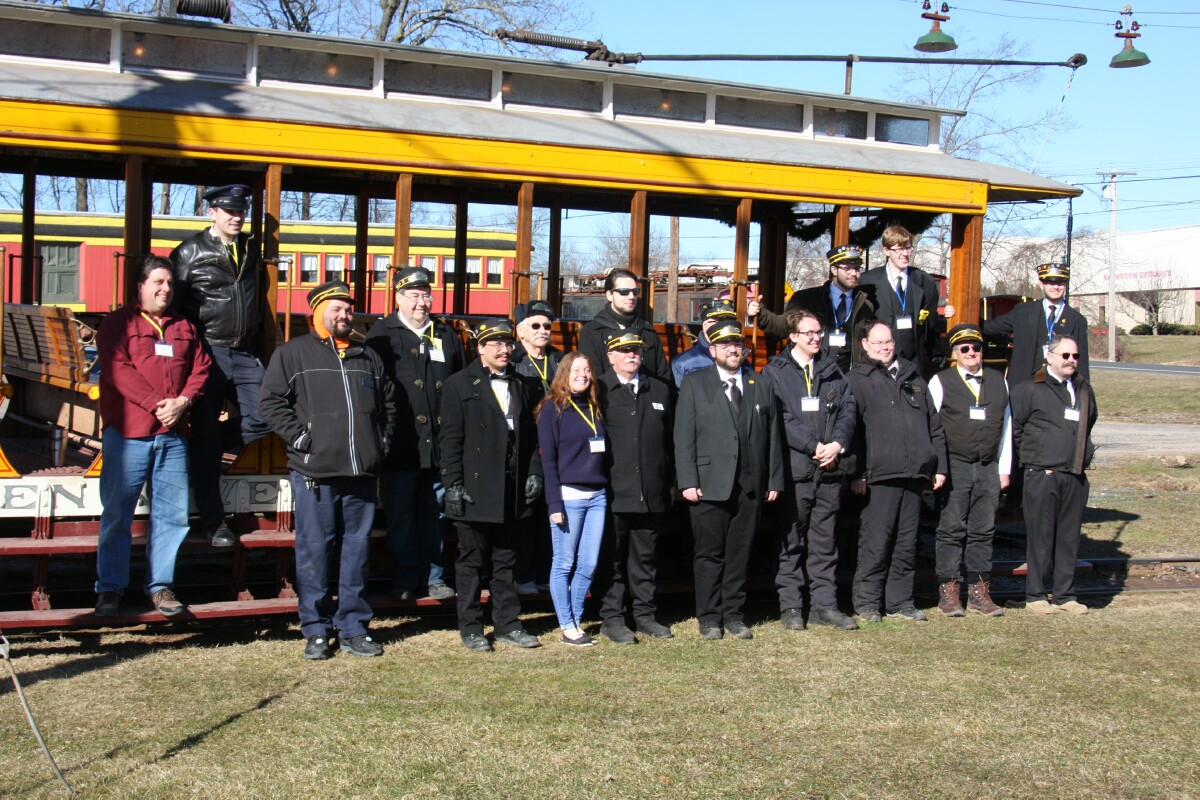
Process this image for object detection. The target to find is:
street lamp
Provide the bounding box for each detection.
[914,1,958,54]
[1110,6,1150,68]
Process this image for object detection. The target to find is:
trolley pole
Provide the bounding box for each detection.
[1098,167,1134,362]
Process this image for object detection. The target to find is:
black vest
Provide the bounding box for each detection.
[937,366,1007,464]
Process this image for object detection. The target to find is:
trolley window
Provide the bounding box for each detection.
[259,47,373,90]
[715,96,804,133]
[385,61,492,101]
[123,32,246,77]
[613,85,706,122]
[0,21,109,63]
[876,114,931,146]
[502,72,603,112]
[814,106,868,139]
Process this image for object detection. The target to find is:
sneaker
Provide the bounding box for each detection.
[967,581,1004,617]
[304,635,334,660]
[461,632,493,652]
[808,608,859,630]
[938,580,965,617]
[856,607,882,623]
[780,608,806,631]
[886,606,927,622]
[150,588,185,617]
[725,620,753,640]
[341,634,384,657]
[600,621,637,645]
[515,581,540,595]
[207,520,237,548]
[1056,600,1090,616]
[494,629,542,648]
[427,582,455,601]
[1026,599,1059,615]
[634,618,673,639]
[94,591,121,616]
[561,631,596,647]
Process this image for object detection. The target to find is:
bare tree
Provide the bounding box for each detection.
[1121,271,1185,335]
[370,0,589,50]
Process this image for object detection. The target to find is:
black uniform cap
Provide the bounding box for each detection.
[203,184,252,212]
[393,266,433,291]
[307,280,354,307]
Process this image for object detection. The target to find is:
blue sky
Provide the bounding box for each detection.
[574,0,1197,242]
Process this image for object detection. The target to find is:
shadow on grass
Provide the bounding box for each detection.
[156,682,299,762]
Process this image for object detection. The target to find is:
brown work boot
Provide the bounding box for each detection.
[937,580,964,617]
[968,581,1004,617]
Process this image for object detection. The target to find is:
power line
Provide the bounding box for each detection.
[992,0,1200,15]
[1068,174,1200,187]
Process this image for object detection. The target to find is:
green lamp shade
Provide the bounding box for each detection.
[914,29,958,54]
[1110,41,1150,68]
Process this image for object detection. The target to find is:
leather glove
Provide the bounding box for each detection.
[524,474,544,503]
[444,482,473,517]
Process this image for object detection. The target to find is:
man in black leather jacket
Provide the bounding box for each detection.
[169,184,272,547]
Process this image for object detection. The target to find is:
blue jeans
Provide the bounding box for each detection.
[96,428,190,596]
[381,468,445,590]
[190,345,272,530]
[549,491,607,630]
[291,471,376,639]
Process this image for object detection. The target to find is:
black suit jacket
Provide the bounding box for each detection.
[674,365,785,502]
[859,266,945,377]
[598,372,675,514]
[438,360,542,524]
[982,299,1090,386]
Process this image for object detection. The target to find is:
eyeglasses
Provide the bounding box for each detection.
[526,322,551,331]
[957,343,983,354]
[885,246,914,253]
[399,292,433,302]
[866,339,895,348]
[714,343,745,351]
[795,329,824,340]
[483,340,515,350]
[612,287,640,297]
[1053,351,1080,360]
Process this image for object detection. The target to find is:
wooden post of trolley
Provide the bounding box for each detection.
[391,173,413,317]
[263,164,283,352]
[733,198,753,353]
[950,213,984,325]
[629,190,650,319]
[510,182,534,308]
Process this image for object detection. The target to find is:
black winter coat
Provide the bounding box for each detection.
[756,281,878,372]
[846,358,947,483]
[763,351,857,482]
[597,372,675,514]
[510,343,563,402]
[364,314,465,471]
[169,229,262,350]
[579,306,671,383]
[858,266,946,378]
[982,299,1090,385]
[438,360,543,524]
[259,333,396,479]
[1010,366,1097,474]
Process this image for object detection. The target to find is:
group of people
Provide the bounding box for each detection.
[93,196,1099,659]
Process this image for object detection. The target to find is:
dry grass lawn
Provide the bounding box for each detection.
[3,592,1200,799]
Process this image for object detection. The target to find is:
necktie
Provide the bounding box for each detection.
[728,377,742,415]
[1047,304,1057,331]
[226,243,238,268]
[895,276,905,309]
[835,293,848,329]
[888,364,899,381]
[627,382,637,398]
[490,372,509,381]
[966,373,981,382]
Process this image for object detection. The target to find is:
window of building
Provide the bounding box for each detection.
[443,256,455,284]
[373,254,389,285]
[466,257,481,284]
[299,253,319,284]
[487,257,503,286]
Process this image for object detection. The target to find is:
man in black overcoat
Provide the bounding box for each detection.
[675,320,785,641]
[438,318,543,652]
[595,331,676,644]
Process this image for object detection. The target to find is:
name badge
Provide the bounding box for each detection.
[429,348,446,363]
[828,332,847,348]
[154,341,174,357]
[505,414,515,431]
[589,435,606,453]
[1043,345,1050,358]
[801,396,820,413]
[652,402,665,411]
[969,406,986,421]
[1064,408,1080,422]
[896,316,914,330]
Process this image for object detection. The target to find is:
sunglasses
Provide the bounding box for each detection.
[612,287,640,297]
[957,343,983,354]
[1054,351,1080,360]
[526,322,551,331]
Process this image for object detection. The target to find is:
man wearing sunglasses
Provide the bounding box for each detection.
[858,225,954,379]
[747,245,879,373]
[366,266,466,602]
[1010,335,1097,616]
[579,269,671,383]
[982,262,1090,385]
[927,324,1012,618]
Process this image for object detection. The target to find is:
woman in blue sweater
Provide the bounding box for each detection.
[536,352,608,646]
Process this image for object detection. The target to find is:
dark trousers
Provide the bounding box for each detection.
[599,511,665,624]
[689,489,761,626]
[290,471,375,640]
[514,500,551,586]
[776,479,842,612]
[935,458,1001,583]
[381,467,445,590]
[191,345,272,530]
[853,478,924,613]
[454,520,522,636]
[1023,468,1088,604]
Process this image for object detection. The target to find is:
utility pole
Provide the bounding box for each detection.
[1098,167,1135,362]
